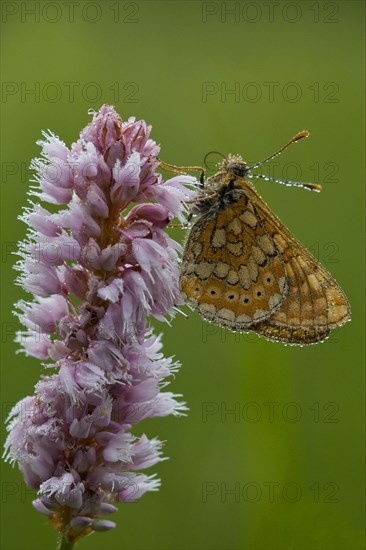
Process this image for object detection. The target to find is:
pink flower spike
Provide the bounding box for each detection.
[4,105,196,547]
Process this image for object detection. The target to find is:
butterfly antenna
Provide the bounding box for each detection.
[248,130,309,170]
[247,130,321,191]
[248,173,322,192]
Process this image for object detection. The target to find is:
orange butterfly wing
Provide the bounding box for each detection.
[180,194,288,330]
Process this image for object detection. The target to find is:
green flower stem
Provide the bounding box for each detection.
[58,531,76,550]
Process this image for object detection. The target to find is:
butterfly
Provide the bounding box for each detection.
[172,131,351,345]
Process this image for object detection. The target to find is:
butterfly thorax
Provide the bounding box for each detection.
[192,156,251,217]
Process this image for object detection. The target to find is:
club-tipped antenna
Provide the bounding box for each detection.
[249,130,309,171]
[247,172,321,192]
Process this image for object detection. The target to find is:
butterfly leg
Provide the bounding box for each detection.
[186,212,193,224]
[199,169,205,187]
[185,193,218,204]
[158,159,205,185]
[168,222,189,228]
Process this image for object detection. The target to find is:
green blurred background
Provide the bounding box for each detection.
[1,1,365,549]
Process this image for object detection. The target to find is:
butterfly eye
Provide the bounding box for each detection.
[243,298,249,304]
[228,163,248,177]
[257,291,262,297]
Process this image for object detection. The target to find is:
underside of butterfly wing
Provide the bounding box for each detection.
[249,200,351,345]
[180,195,289,330]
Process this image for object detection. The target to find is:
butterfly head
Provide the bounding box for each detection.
[220,155,250,178]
